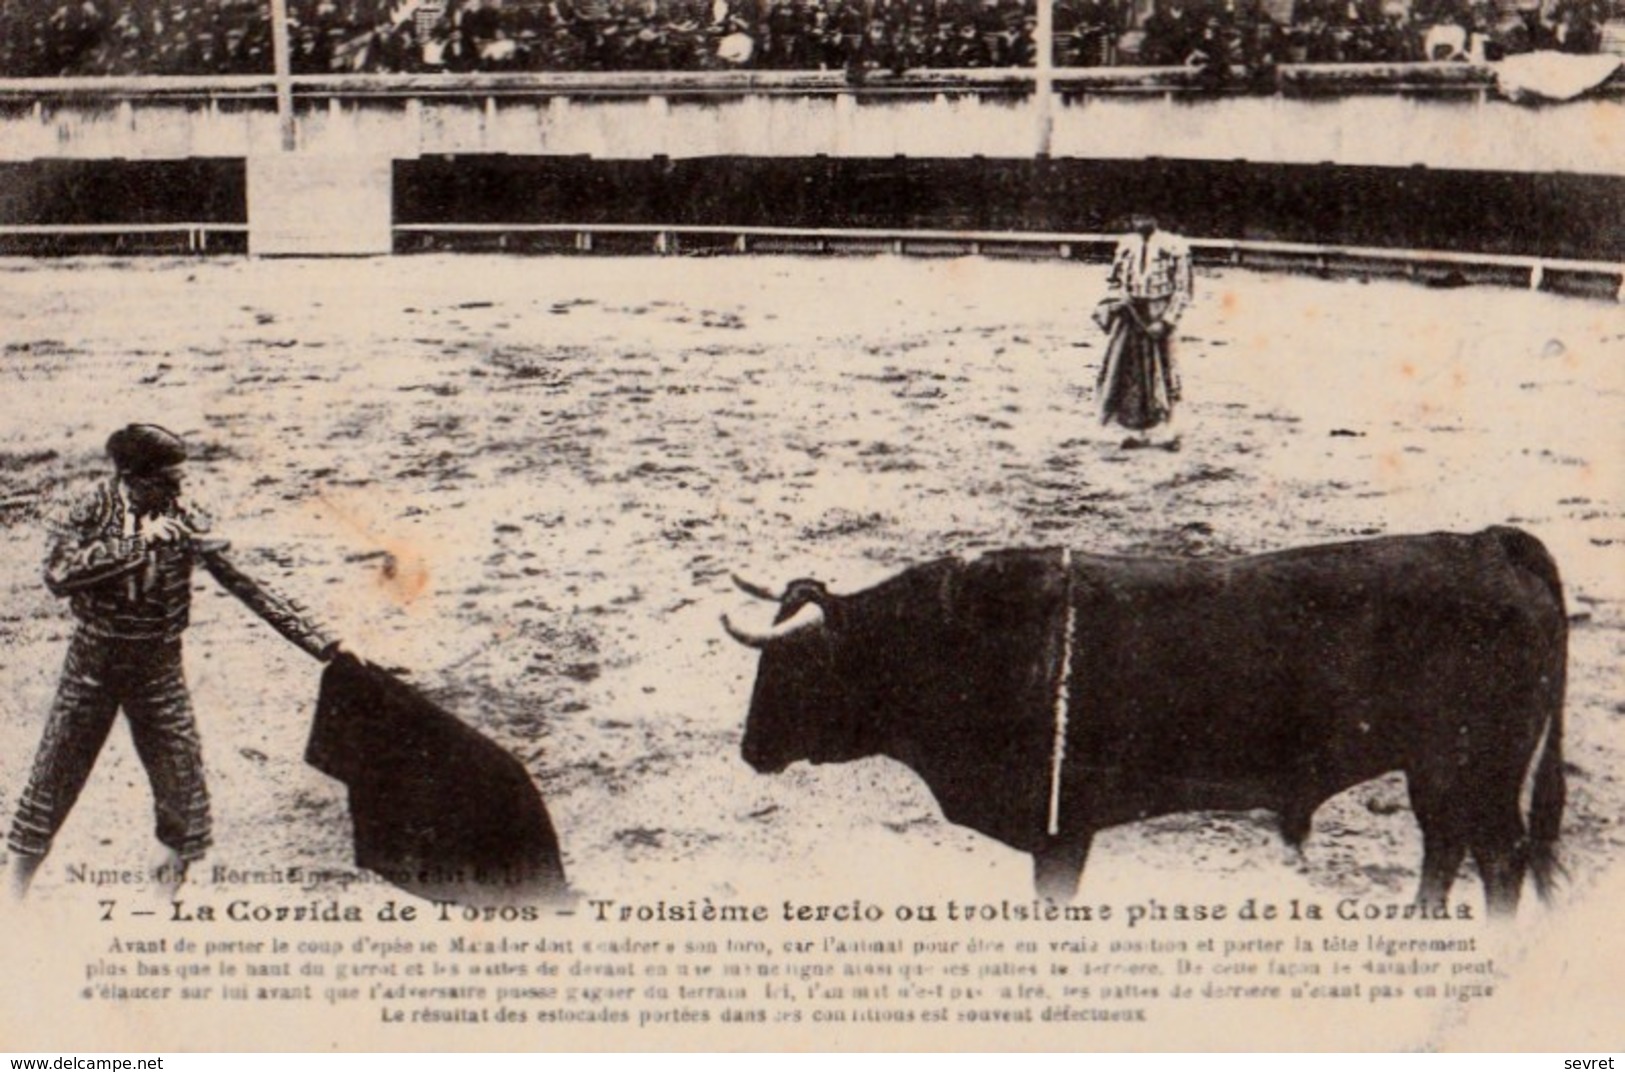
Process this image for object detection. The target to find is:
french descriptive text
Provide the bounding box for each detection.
[73,895,1499,1029]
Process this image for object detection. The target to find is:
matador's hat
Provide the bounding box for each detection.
[107,424,188,476]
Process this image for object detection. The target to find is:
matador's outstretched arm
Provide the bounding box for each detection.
[195,542,340,662]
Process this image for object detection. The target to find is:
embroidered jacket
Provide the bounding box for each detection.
[43,479,336,656]
[44,480,209,641]
[1105,230,1194,324]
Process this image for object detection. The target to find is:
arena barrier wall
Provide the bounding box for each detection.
[0,70,1619,286]
[1,151,1621,297]
[0,157,247,254]
[0,67,1621,174]
[389,154,1625,264]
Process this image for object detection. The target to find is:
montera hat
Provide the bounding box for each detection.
[106,424,188,476]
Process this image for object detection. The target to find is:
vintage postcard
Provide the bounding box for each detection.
[0,27,1622,1051]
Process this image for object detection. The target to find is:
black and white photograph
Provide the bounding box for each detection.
[0,4,1622,1050]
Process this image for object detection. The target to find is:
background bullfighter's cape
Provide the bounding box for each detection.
[305,652,569,905]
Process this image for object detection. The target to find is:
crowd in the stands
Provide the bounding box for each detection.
[0,0,1613,78]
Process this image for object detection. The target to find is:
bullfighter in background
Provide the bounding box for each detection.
[1093,213,1194,450]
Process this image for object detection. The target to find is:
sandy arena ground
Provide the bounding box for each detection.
[0,254,1620,978]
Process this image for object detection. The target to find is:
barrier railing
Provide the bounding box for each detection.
[0,222,248,253]
[390,222,1625,300]
[0,61,1593,103]
[2,219,1618,300]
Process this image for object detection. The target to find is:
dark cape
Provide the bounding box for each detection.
[307,654,568,905]
[1095,296,1182,432]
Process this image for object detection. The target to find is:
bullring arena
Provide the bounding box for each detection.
[0,251,1619,916]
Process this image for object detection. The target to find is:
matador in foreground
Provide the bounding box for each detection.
[7,424,353,898]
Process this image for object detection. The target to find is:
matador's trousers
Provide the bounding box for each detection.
[8,631,211,861]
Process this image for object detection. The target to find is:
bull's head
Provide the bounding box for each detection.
[723,574,881,774]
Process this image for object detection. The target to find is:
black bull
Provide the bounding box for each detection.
[726,527,1567,916]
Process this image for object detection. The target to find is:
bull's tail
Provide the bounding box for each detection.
[1527,699,1566,901]
[1490,526,1568,902]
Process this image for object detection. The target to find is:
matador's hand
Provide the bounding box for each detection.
[327,640,370,668]
[142,516,194,545]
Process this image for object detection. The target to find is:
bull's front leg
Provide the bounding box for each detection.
[1033,835,1093,902]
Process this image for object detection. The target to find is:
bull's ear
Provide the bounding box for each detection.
[721,602,826,648]
[732,574,781,602]
[781,578,831,606]
[774,579,832,624]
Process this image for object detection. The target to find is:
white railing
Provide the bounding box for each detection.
[0,63,1526,102]
[389,222,1625,299]
[2,219,1618,298]
[0,221,247,252]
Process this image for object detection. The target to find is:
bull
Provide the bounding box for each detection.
[723,527,1567,917]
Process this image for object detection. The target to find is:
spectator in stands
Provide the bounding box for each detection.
[1141,0,1201,65]
[1062,0,1119,65]
[1,0,1615,76]
[1188,10,1237,85]
[1555,0,1605,52]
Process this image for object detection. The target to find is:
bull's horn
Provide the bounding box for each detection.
[732,574,781,602]
[720,602,826,649]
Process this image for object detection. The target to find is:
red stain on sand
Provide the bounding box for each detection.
[943,258,980,287]
[311,491,433,606]
[375,545,431,605]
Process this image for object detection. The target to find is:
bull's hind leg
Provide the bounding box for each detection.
[1413,771,1527,918]
[1033,835,1093,903]
[1414,827,1468,911]
[1470,799,1530,919]
[1408,777,1468,910]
